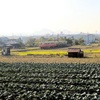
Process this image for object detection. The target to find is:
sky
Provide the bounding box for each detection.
[0,0,100,36]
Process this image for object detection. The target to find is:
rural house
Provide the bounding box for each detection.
[5,39,21,49]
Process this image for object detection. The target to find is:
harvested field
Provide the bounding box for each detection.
[0,56,100,63]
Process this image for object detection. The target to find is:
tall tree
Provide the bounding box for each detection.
[66,38,73,45]
[25,38,36,47]
[78,38,84,45]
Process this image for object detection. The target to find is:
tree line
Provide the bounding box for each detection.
[25,36,85,47]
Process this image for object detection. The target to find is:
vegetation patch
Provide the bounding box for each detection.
[0,63,100,99]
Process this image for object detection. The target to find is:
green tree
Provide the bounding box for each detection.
[39,36,47,42]
[17,38,25,48]
[59,36,67,41]
[25,38,36,47]
[78,38,84,45]
[47,36,55,41]
[66,38,73,45]
[74,39,80,45]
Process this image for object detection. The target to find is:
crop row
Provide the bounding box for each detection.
[0,63,100,99]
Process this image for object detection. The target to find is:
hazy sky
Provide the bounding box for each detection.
[0,0,100,36]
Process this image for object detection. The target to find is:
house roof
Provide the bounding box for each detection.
[68,48,81,52]
[6,41,19,45]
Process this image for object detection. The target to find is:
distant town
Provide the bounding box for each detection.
[0,32,100,49]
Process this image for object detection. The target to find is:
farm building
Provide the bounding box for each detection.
[68,48,84,58]
[2,47,10,56]
[5,39,22,49]
[5,41,20,49]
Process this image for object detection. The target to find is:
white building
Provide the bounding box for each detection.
[83,34,95,44]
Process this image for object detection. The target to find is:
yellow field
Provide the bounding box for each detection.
[0,45,100,63]
[10,49,100,58]
[11,50,67,56]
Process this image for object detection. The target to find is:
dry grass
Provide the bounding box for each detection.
[0,56,100,63]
